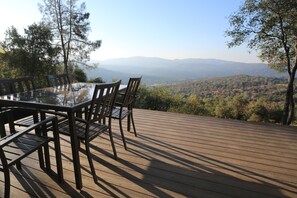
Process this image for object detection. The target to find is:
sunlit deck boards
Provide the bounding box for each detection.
[1,109,297,197]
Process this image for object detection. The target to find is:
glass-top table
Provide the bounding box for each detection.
[0,83,126,110]
[0,82,127,189]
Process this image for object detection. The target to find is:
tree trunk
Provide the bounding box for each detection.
[286,78,295,125]
[288,92,295,124]
[282,84,291,125]
[283,62,297,125]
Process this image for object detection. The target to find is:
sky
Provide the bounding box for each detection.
[0,0,262,63]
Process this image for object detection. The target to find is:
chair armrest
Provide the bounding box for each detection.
[114,102,123,106]
[0,116,57,147]
[74,116,88,124]
[40,109,68,118]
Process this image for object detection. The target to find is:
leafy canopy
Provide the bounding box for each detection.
[226,0,297,72]
[0,23,59,86]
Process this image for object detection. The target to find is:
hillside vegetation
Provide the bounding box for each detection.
[135,75,295,124]
[165,75,288,102]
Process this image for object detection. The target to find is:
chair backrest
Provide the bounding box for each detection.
[0,80,13,96]
[46,74,70,87]
[86,80,121,122]
[122,77,142,106]
[0,77,35,96]
[10,77,36,93]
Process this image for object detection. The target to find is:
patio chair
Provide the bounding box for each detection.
[46,74,70,87]
[0,111,63,197]
[111,77,141,150]
[10,76,69,127]
[45,74,73,121]
[10,76,36,93]
[57,80,121,182]
[0,77,38,131]
[0,79,12,96]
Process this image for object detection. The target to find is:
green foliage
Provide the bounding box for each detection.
[142,87,177,111]
[88,77,105,83]
[247,98,269,122]
[134,85,151,109]
[269,106,284,123]
[0,23,59,87]
[229,94,249,120]
[226,0,297,125]
[226,0,297,68]
[213,95,249,120]
[134,76,296,124]
[165,75,289,102]
[169,94,209,116]
[214,99,233,119]
[73,67,87,82]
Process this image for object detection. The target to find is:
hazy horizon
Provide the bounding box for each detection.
[84,56,279,85]
[92,55,265,65]
[0,0,262,64]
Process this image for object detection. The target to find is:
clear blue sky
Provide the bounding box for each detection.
[0,0,262,63]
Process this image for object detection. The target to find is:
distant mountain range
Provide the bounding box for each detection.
[85,56,285,85]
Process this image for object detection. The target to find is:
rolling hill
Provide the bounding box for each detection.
[86,56,285,85]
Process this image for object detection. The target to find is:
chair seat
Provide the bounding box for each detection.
[0,133,53,170]
[14,113,67,127]
[0,115,63,197]
[111,107,130,119]
[58,120,108,140]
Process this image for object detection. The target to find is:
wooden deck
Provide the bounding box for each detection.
[1,109,297,197]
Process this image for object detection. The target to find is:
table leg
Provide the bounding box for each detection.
[68,111,82,189]
[41,111,51,171]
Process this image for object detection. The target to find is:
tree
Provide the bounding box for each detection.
[247,99,269,122]
[169,94,208,116]
[226,0,297,125]
[39,0,101,76]
[73,67,87,82]
[0,24,59,86]
[214,98,233,119]
[88,77,105,83]
[229,94,249,120]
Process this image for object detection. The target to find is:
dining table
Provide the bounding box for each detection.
[0,82,127,189]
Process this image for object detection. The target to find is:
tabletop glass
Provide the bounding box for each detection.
[0,83,125,108]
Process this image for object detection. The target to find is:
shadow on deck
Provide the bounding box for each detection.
[1,109,297,197]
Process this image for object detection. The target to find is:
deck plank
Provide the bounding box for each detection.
[0,109,297,197]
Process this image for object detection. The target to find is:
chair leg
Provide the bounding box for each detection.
[38,147,45,170]
[44,143,51,172]
[0,120,6,138]
[85,141,97,183]
[41,115,51,172]
[8,112,16,134]
[4,168,10,198]
[53,130,64,182]
[130,110,137,137]
[108,127,117,160]
[16,161,22,170]
[35,113,45,170]
[119,119,127,150]
[127,114,131,132]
